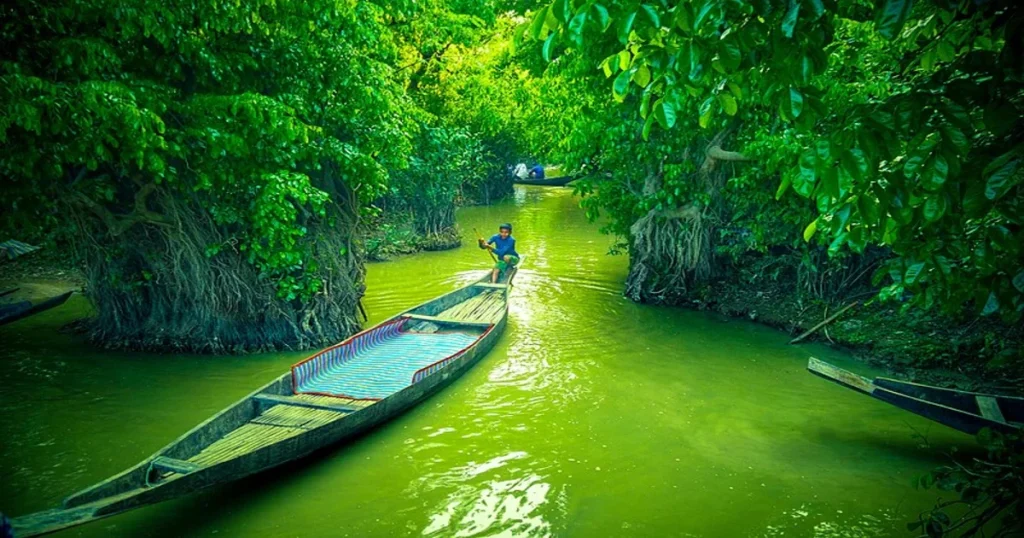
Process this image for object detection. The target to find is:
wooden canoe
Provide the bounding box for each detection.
[11,268,519,537]
[808,357,1023,435]
[0,291,73,327]
[513,175,575,187]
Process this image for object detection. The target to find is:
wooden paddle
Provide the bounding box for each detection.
[473,227,497,262]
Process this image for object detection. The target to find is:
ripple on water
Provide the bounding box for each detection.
[413,451,561,538]
[759,504,903,538]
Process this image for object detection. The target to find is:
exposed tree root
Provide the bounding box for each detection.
[625,131,740,304]
[68,184,364,354]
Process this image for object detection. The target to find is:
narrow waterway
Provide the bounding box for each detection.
[1,186,973,537]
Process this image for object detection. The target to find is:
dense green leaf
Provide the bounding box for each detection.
[618,11,638,43]
[641,5,661,29]
[613,67,634,101]
[905,262,925,285]
[981,292,1000,316]
[694,0,716,30]
[789,87,804,118]
[530,6,551,39]
[842,148,868,180]
[781,0,800,38]
[568,12,588,40]
[721,39,742,71]
[618,50,632,70]
[653,98,677,129]
[803,219,818,242]
[593,4,611,31]
[690,42,704,81]
[698,96,714,128]
[923,195,945,222]
[874,0,913,40]
[543,33,557,62]
[634,65,652,87]
[719,93,738,116]
[984,157,1019,200]
[924,154,948,191]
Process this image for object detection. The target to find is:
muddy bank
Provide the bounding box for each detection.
[0,247,84,289]
[688,278,1024,394]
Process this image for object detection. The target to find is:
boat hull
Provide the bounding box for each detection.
[513,175,575,186]
[808,358,1022,435]
[0,291,73,326]
[12,272,515,537]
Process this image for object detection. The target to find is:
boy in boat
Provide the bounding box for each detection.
[479,223,519,283]
[528,164,545,179]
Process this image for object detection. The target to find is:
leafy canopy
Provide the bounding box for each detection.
[524,0,1023,319]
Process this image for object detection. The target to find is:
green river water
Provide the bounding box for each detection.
[1,186,975,537]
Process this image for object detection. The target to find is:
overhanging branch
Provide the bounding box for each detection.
[706,146,753,161]
[71,183,173,236]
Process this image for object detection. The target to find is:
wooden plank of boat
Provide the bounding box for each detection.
[513,175,575,187]
[807,357,1022,435]
[10,267,520,537]
[401,313,493,328]
[0,290,73,327]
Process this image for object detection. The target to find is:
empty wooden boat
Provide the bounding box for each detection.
[11,268,518,537]
[0,290,73,326]
[808,357,1023,435]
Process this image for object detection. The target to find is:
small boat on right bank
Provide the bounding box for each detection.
[808,357,1023,435]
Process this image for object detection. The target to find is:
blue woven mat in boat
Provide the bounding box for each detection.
[295,331,478,399]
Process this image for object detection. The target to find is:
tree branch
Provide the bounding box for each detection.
[71,183,173,236]
[706,146,753,161]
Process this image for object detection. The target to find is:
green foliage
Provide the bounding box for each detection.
[0,0,409,302]
[523,0,1023,320]
[401,15,532,204]
[0,0,526,350]
[912,429,1023,537]
[389,125,492,236]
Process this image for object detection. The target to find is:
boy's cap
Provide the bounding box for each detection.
[499,223,512,231]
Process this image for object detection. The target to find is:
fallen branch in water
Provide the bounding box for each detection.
[789,301,859,344]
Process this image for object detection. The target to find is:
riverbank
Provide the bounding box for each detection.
[0,246,84,289]
[362,216,462,262]
[6,229,1019,396]
[689,277,1024,394]
[363,186,514,262]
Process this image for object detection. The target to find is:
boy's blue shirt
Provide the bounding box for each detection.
[487,234,518,258]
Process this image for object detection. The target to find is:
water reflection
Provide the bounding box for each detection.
[759,504,901,538]
[418,459,557,538]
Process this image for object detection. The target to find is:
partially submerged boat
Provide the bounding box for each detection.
[808,357,1023,435]
[0,290,73,327]
[11,268,519,537]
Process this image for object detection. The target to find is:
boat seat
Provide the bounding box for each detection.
[976,396,1006,422]
[254,393,360,413]
[402,314,493,328]
[472,283,507,289]
[151,457,202,475]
